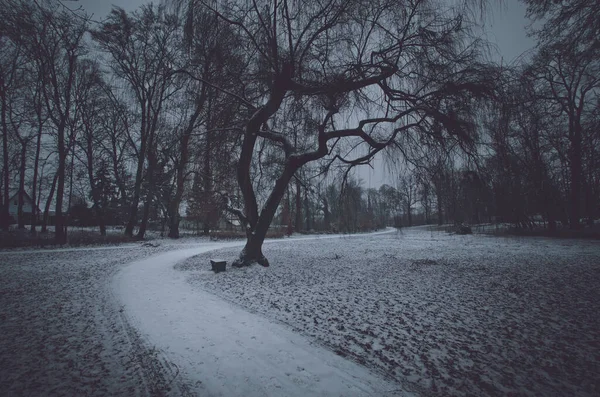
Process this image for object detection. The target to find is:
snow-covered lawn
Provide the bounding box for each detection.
[176,228,600,396]
[2,229,598,396]
[0,242,199,396]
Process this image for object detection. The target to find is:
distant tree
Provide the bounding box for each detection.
[0,33,27,229]
[28,64,49,235]
[397,172,419,227]
[92,5,183,239]
[379,184,401,227]
[75,60,110,235]
[415,170,433,224]
[407,145,453,225]
[186,171,222,233]
[98,88,131,209]
[0,30,26,230]
[525,45,599,229]
[4,1,91,243]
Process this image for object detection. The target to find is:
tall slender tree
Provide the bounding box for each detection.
[4,2,90,243]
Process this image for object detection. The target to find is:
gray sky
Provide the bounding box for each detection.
[74,0,536,189]
[487,0,536,63]
[71,0,148,20]
[75,0,535,62]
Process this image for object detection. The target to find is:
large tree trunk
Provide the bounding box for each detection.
[125,114,148,237]
[137,185,152,239]
[202,92,214,237]
[233,164,297,267]
[202,147,211,235]
[134,97,164,240]
[137,143,157,239]
[65,148,76,238]
[109,134,128,207]
[167,194,182,238]
[167,164,185,239]
[168,138,188,239]
[168,88,205,239]
[137,190,153,238]
[124,159,144,236]
[202,115,212,236]
[231,69,292,266]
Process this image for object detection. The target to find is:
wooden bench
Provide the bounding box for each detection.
[210,259,227,273]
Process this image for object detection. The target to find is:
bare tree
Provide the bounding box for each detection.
[29,69,49,235]
[98,85,131,210]
[92,5,183,238]
[397,171,419,227]
[165,8,243,238]
[74,59,110,235]
[177,0,498,267]
[8,69,31,230]
[526,45,599,229]
[0,35,23,230]
[4,1,90,243]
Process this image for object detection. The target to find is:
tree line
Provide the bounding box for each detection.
[0,0,598,264]
[0,1,243,243]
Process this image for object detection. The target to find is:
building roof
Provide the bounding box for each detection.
[9,190,34,202]
[8,190,42,212]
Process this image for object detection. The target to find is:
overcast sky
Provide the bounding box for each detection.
[73,0,536,188]
[76,0,535,61]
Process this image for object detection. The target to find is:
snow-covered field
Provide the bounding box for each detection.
[176,227,600,396]
[0,242,199,396]
[2,228,599,396]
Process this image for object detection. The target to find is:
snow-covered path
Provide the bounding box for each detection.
[0,244,188,396]
[115,231,407,396]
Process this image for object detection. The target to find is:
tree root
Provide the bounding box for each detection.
[232,255,270,268]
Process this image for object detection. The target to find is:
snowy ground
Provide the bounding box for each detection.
[115,231,405,397]
[2,229,599,396]
[175,227,600,396]
[0,233,401,397]
[0,242,202,396]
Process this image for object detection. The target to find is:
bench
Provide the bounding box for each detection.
[210,259,227,273]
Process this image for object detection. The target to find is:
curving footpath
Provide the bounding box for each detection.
[114,230,408,396]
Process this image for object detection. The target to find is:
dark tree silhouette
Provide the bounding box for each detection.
[177,0,498,266]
